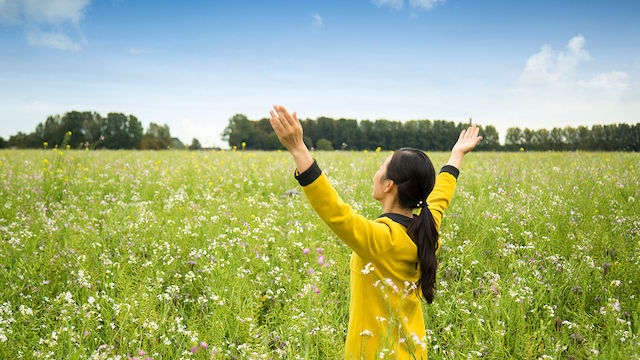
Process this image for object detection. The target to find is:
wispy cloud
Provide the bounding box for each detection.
[0,0,91,50]
[312,13,323,28]
[371,0,404,11]
[408,0,445,10]
[371,0,445,11]
[471,35,639,135]
[26,30,80,51]
[127,48,148,55]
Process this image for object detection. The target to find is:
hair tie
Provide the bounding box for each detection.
[416,200,429,208]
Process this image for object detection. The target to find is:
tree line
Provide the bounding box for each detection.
[1,111,638,151]
[0,111,203,150]
[223,114,640,151]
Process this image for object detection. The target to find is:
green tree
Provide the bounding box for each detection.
[189,138,202,150]
[222,114,254,149]
[140,123,172,150]
[505,127,524,150]
[315,138,333,150]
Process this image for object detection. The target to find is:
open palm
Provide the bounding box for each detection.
[452,124,483,154]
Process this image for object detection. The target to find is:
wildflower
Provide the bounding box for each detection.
[315,247,323,254]
[43,142,48,147]
[361,263,375,275]
[313,285,320,294]
[303,248,310,255]
[317,255,325,265]
[241,142,246,148]
[67,131,72,135]
[360,329,373,336]
[199,341,208,349]
[190,345,199,353]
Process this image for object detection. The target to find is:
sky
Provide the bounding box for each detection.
[1,0,639,148]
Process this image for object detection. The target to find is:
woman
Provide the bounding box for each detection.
[269,105,482,359]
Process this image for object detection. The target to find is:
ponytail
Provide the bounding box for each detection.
[384,147,438,303]
[406,207,439,303]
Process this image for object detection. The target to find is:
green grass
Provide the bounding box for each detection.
[0,149,638,359]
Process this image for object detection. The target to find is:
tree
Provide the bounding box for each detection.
[316,138,333,150]
[0,136,6,148]
[171,138,186,149]
[189,138,202,150]
[140,123,172,150]
[505,127,524,150]
[222,114,254,149]
[477,125,500,151]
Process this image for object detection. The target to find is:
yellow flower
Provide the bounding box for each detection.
[66,145,70,149]
[241,142,246,148]
[66,131,72,136]
[43,142,48,147]
[375,147,381,152]
[520,147,524,152]
[232,146,237,151]
[43,159,48,164]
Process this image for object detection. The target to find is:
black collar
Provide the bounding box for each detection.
[377,213,415,228]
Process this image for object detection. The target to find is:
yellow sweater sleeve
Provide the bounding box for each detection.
[295,162,393,260]
[418,167,458,252]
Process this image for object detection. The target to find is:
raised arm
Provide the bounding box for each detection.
[419,124,483,249]
[269,105,392,259]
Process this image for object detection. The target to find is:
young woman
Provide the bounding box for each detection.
[269,105,482,359]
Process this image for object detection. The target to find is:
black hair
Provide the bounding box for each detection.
[384,147,438,303]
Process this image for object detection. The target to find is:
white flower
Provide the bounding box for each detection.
[361,263,375,275]
[360,329,373,337]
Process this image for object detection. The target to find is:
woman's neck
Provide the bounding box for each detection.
[381,198,414,218]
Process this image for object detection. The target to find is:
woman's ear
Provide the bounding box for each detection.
[384,179,394,193]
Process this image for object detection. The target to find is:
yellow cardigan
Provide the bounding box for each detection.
[295,160,458,360]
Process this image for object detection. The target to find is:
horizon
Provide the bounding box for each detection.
[1,0,639,148]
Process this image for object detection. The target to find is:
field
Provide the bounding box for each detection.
[0,149,639,359]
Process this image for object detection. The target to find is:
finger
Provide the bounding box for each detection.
[280,106,297,127]
[274,106,290,130]
[292,111,297,122]
[466,124,477,138]
[473,125,480,139]
[459,129,466,140]
[269,111,284,134]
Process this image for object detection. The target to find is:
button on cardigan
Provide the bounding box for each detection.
[294,160,458,359]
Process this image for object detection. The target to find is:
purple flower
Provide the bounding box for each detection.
[190,345,199,353]
[302,248,310,255]
[199,341,208,349]
[315,247,323,254]
[317,255,325,265]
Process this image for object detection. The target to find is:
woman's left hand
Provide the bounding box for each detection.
[269,105,314,173]
[269,105,307,154]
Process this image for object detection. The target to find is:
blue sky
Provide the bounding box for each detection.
[1,0,639,147]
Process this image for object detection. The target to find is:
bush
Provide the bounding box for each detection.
[315,138,333,150]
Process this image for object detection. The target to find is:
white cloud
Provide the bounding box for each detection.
[371,0,445,11]
[312,13,323,28]
[371,0,404,11]
[127,47,148,55]
[0,0,90,24]
[468,34,639,139]
[26,30,80,51]
[408,0,445,10]
[519,35,591,85]
[0,0,90,50]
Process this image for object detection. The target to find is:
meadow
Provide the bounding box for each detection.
[0,148,638,359]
